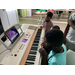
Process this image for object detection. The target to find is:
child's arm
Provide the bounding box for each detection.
[40,26,44,28]
[40,20,45,28]
[64,22,70,44]
[68,18,75,30]
[39,48,48,65]
[41,37,47,48]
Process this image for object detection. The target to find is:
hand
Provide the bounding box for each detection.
[41,37,47,48]
[39,48,47,57]
[41,41,47,48]
[40,26,44,29]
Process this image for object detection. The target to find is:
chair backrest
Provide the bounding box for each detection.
[66,49,75,65]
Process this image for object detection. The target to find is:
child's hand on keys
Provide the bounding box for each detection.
[39,48,47,57]
[41,37,47,48]
[40,26,43,28]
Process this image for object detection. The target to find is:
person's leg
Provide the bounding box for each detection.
[68,11,71,18]
[57,11,62,19]
[58,11,63,18]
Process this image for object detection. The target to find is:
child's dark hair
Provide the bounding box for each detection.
[45,30,64,47]
[47,12,53,18]
[53,25,60,30]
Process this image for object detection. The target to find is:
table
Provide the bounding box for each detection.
[35,12,47,24]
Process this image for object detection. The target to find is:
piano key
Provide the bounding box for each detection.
[27,58,35,61]
[38,29,42,32]
[36,33,41,35]
[36,32,41,34]
[36,35,40,37]
[25,62,34,65]
[35,37,40,40]
[35,36,40,38]
[32,43,38,46]
[34,40,39,43]
[36,32,41,35]
[28,55,36,58]
[31,47,38,50]
[29,51,37,54]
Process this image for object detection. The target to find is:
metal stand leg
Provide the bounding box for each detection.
[37,14,43,25]
[57,11,59,19]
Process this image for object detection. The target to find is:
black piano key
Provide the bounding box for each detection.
[37,32,41,33]
[34,40,39,43]
[25,61,34,65]
[31,47,38,50]
[37,31,42,33]
[36,33,41,35]
[37,32,41,34]
[36,35,40,37]
[38,29,42,32]
[27,58,35,61]
[36,32,41,34]
[35,36,40,38]
[29,51,37,54]
[28,55,36,58]
[35,37,40,40]
[32,43,38,46]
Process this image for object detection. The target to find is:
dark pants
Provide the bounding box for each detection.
[56,11,63,18]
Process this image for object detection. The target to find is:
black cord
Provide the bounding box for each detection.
[0,49,10,55]
[48,47,63,61]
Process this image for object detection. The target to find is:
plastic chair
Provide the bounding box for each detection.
[66,49,75,65]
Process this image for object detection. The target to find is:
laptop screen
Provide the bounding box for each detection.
[5,26,19,43]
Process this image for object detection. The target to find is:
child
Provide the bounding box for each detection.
[41,25,60,55]
[50,25,60,30]
[39,29,67,65]
[40,12,53,34]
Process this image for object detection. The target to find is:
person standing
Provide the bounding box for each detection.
[64,13,75,51]
[40,12,53,34]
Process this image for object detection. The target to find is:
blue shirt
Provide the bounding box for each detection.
[48,44,67,65]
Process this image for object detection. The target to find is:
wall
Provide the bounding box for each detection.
[0,9,18,31]
[16,9,19,24]
[0,9,10,31]
[27,9,31,17]
[20,9,31,17]
[6,9,18,26]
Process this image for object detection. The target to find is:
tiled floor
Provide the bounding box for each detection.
[19,14,68,32]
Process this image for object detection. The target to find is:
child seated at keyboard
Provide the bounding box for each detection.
[50,25,60,30]
[39,29,67,65]
[40,12,53,34]
[42,25,60,55]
